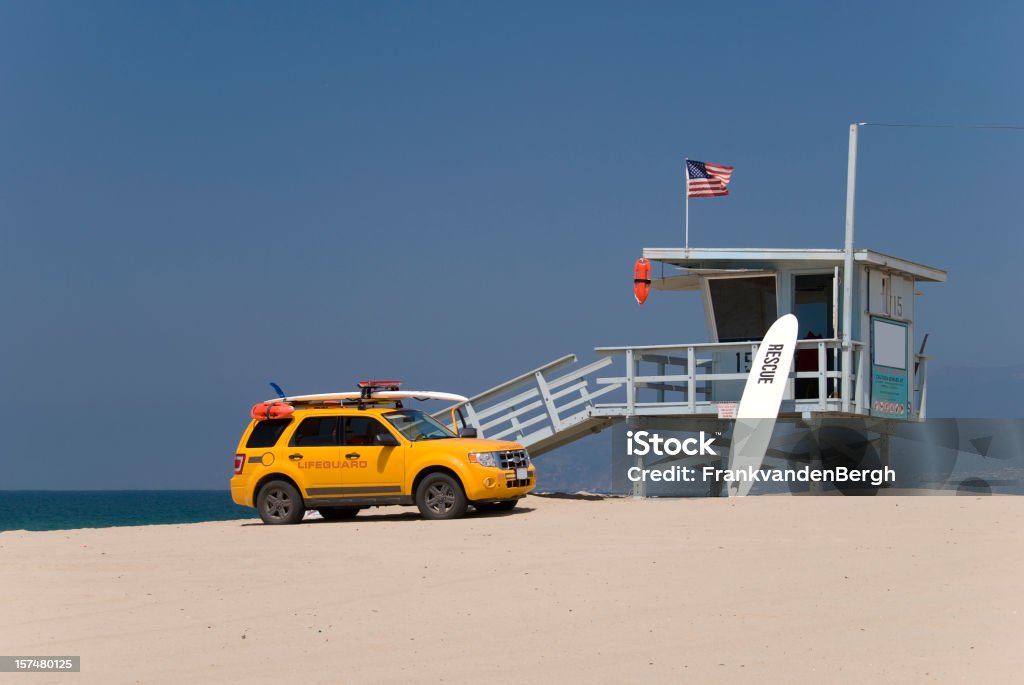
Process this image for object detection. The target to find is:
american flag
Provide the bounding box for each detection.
[686,159,734,198]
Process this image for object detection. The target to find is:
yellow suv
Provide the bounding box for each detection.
[230,384,535,524]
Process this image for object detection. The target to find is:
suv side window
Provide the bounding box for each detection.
[291,417,340,447]
[343,417,391,446]
[247,419,292,448]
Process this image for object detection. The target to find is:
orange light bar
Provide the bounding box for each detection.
[357,380,402,388]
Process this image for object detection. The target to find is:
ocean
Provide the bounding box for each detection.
[0,491,258,533]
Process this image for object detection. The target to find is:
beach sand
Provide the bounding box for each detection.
[1,495,1021,684]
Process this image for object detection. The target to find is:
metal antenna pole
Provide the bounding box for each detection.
[841,124,859,413]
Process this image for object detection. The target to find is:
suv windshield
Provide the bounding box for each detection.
[383,409,455,441]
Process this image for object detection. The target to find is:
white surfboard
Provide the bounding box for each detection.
[374,390,468,403]
[262,390,469,404]
[727,314,799,496]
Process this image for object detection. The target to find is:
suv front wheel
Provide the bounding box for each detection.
[257,480,305,525]
[415,473,468,520]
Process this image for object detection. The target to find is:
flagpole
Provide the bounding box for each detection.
[841,124,858,414]
[684,158,690,249]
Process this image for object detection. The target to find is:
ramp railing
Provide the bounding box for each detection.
[431,354,623,453]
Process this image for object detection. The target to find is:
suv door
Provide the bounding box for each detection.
[287,416,343,496]
[340,415,405,492]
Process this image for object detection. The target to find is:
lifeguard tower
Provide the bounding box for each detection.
[433,125,951,494]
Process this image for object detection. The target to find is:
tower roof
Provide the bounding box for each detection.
[643,247,946,283]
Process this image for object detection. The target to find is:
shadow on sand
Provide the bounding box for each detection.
[239,505,535,526]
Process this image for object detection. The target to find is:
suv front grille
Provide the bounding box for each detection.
[497,450,530,469]
[500,449,531,488]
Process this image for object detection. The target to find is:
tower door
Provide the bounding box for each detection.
[793,272,837,400]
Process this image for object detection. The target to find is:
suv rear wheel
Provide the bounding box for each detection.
[415,473,468,520]
[257,480,305,525]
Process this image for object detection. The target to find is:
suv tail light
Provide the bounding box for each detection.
[234,453,246,474]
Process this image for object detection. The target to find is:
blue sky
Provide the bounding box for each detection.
[1,1,1022,488]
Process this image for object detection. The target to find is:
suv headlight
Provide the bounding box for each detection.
[468,451,501,468]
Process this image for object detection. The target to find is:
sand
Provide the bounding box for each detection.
[1,495,1021,684]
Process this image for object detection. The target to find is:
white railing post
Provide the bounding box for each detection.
[625,348,636,414]
[656,361,666,403]
[534,371,563,433]
[856,345,867,414]
[817,341,827,410]
[464,402,483,437]
[508,406,524,440]
[577,377,592,406]
[687,346,696,413]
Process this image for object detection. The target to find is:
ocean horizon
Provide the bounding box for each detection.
[0,490,258,533]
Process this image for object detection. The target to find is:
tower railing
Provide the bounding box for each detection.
[590,339,874,418]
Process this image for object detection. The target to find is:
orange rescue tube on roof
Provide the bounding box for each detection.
[633,257,651,305]
[251,403,295,420]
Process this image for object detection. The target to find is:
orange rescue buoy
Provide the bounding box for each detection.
[251,402,295,420]
[633,258,651,305]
